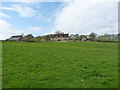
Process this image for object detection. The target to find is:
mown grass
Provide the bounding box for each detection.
[2,41,118,88]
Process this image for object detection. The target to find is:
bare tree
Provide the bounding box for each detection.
[80,35,87,40]
[89,32,97,41]
[55,30,64,34]
[74,34,80,41]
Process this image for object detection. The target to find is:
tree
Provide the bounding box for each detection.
[36,36,42,42]
[24,34,34,41]
[25,34,34,39]
[80,35,87,40]
[117,33,120,41]
[74,34,80,41]
[89,32,97,41]
[44,35,51,41]
[69,34,75,40]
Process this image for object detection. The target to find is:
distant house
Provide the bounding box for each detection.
[81,37,87,41]
[8,35,23,41]
[50,33,69,41]
[41,33,69,41]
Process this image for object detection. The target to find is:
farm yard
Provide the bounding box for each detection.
[2,41,118,88]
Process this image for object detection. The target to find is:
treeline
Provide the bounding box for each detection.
[69,32,97,41]
[69,32,118,42]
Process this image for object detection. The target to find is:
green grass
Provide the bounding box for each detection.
[2,41,118,88]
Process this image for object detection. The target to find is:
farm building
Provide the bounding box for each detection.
[8,35,23,41]
[50,33,69,41]
[41,33,69,41]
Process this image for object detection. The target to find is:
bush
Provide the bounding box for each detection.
[95,39,117,43]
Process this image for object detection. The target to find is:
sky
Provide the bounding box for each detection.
[0,0,119,40]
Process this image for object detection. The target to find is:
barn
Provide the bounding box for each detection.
[8,35,23,41]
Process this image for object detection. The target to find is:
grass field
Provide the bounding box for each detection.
[2,41,118,88]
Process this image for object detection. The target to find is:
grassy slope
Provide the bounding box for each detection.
[2,41,118,88]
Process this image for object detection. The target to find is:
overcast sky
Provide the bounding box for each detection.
[0,0,118,40]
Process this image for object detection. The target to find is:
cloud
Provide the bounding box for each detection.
[0,4,37,18]
[27,27,42,32]
[24,26,47,36]
[0,19,23,40]
[1,0,40,2]
[0,12,11,18]
[1,0,119,2]
[0,7,14,10]
[0,20,42,40]
[51,0,118,35]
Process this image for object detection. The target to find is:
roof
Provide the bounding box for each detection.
[41,33,69,38]
[11,35,23,38]
[51,34,69,38]
[9,37,21,41]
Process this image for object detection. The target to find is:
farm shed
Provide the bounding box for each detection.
[8,35,23,41]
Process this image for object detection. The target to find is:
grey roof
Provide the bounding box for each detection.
[9,37,21,41]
